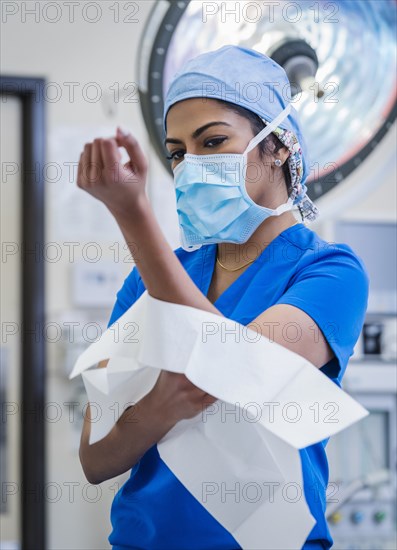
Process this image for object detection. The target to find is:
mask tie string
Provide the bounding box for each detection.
[244,103,292,155]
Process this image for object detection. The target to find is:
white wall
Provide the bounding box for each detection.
[1,1,396,548]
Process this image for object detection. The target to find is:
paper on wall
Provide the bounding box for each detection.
[70,291,368,549]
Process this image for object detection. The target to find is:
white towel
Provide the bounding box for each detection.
[70,291,368,549]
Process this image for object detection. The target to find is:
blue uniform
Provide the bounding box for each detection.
[107,223,369,550]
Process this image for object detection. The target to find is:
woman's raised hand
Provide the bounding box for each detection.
[76,127,148,218]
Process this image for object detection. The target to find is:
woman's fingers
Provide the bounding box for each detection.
[116,128,148,174]
[77,153,83,187]
[100,138,123,180]
[90,138,104,184]
[77,143,93,187]
[77,130,146,189]
[76,130,149,217]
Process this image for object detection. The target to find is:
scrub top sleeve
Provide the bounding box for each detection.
[274,245,370,381]
[106,246,185,329]
[107,266,142,328]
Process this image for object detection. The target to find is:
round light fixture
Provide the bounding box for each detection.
[138,0,396,202]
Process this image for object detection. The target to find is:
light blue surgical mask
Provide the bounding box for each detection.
[173,103,295,251]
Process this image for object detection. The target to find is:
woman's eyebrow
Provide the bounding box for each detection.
[164,121,232,146]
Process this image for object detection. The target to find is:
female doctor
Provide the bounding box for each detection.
[77,45,369,550]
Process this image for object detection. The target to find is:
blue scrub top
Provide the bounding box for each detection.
[106,223,369,550]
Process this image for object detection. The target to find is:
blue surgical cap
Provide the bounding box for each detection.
[163,44,312,189]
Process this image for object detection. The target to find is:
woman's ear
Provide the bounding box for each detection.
[270,140,290,166]
[274,145,290,166]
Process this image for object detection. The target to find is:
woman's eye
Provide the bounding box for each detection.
[166,150,184,161]
[166,137,227,161]
[205,137,227,148]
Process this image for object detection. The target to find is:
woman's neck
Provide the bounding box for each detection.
[216,210,299,268]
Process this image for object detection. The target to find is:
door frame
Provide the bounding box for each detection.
[0,75,46,550]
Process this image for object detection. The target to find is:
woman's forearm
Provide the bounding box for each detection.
[80,195,224,486]
[111,195,223,315]
[79,389,178,485]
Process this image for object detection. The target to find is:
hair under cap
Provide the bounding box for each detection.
[163,44,319,223]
